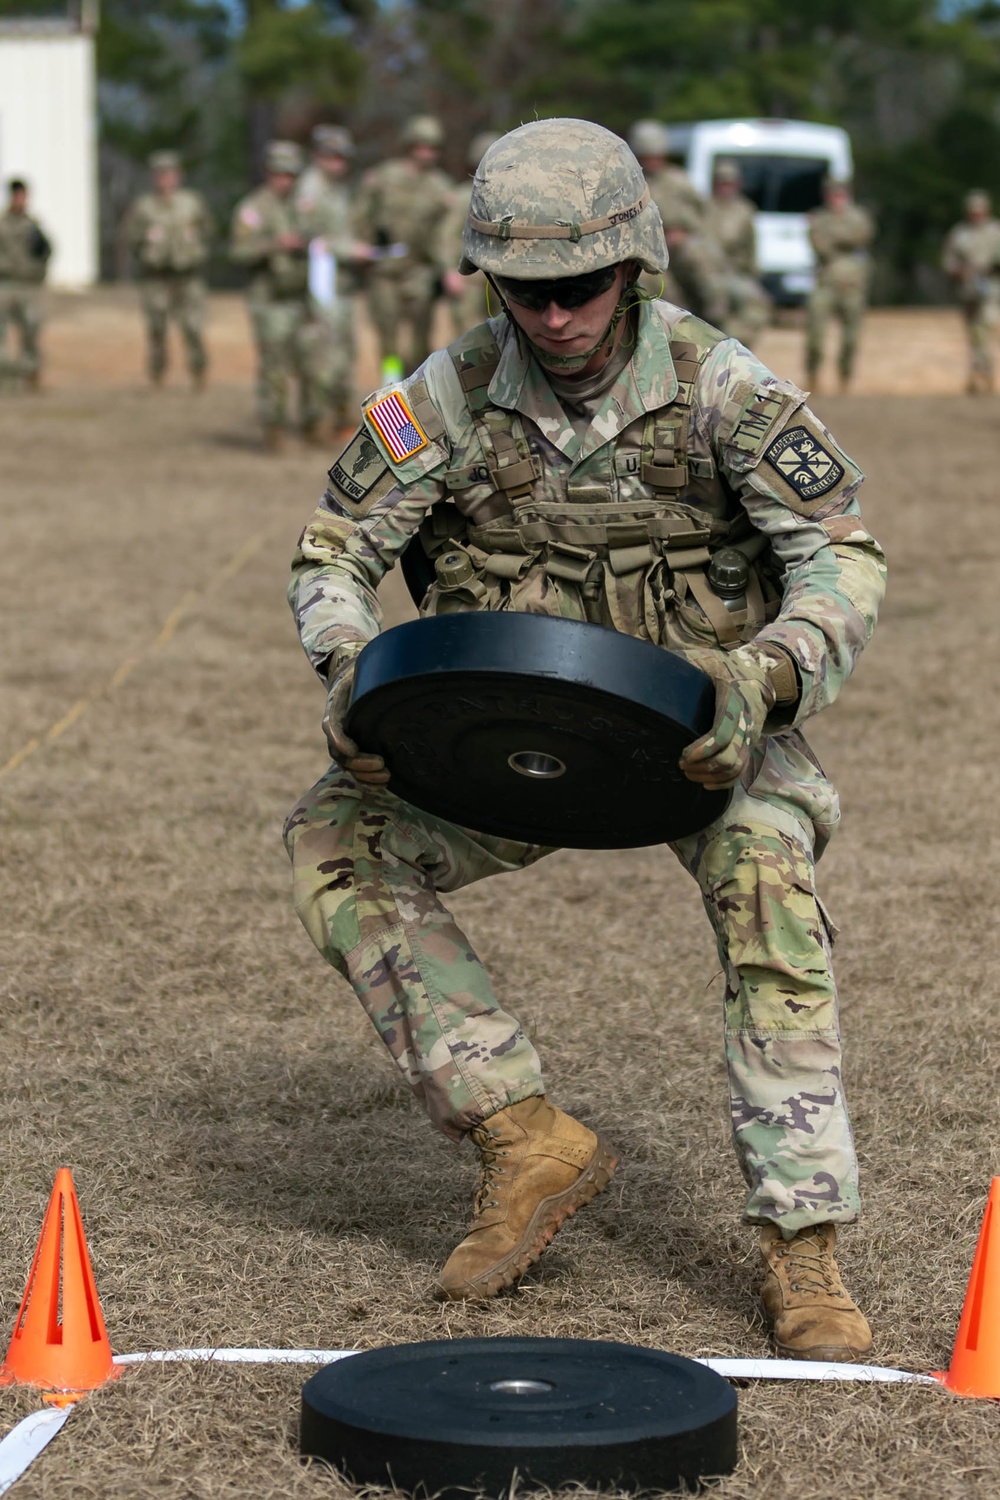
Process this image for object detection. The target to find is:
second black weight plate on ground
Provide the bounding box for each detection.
[301,1337,738,1497]
[346,613,730,848]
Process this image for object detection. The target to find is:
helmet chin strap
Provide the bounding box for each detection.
[487,275,635,374]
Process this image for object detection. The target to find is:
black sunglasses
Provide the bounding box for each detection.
[495,266,619,312]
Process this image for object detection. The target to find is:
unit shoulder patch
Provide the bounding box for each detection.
[327,428,394,518]
[366,390,428,463]
[763,425,844,503]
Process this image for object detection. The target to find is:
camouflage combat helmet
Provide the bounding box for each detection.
[313,124,354,159]
[713,158,742,185]
[628,120,670,159]
[460,118,668,280]
[402,114,444,149]
[266,139,304,175]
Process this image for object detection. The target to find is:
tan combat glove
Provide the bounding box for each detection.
[678,643,799,790]
[322,660,392,787]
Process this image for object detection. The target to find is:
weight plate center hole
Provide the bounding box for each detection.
[507,751,566,780]
[488,1378,556,1395]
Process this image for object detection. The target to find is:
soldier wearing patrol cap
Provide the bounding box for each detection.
[353,114,454,381]
[942,189,1000,394]
[284,119,885,1358]
[703,159,770,349]
[295,125,375,433]
[0,178,52,390]
[121,150,215,389]
[230,139,328,452]
[440,131,501,337]
[627,120,724,325]
[805,177,874,393]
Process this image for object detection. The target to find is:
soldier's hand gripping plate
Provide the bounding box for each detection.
[346,614,731,848]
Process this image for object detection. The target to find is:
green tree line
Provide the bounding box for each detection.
[4,0,1000,297]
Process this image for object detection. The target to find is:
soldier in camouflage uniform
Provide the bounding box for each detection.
[121,151,214,389]
[704,160,770,349]
[942,189,1000,394]
[294,125,375,432]
[353,115,454,382]
[0,178,52,390]
[230,139,326,452]
[628,121,725,326]
[284,120,885,1357]
[806,178,874,393]
[441,132,501,338]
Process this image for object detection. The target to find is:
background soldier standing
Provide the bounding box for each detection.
[121,151,214,389]
[0,178,52,391]
[441,132,501,337]
[941,189,1000,394]
[628,120,725,324]
[703,159,770,349]
[230,139,324,453]
[353,114,454,381]
[294,125,374,433]
[805,177,874,392]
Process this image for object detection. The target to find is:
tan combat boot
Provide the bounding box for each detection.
[759,1222,872,1361]
[435,1096,618,1301]
[264,425,287,455]
[302,418,333,448]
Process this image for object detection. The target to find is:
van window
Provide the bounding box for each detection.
[713,154,829,213]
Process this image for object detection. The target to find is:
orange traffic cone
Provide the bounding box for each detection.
[0,1168,119,1398]
[935,1177,1000,1397]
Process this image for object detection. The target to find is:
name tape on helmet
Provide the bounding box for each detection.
[467,189,650,243]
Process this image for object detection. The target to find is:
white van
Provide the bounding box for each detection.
[665,119,854,304]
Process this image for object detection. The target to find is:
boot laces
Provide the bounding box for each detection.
[470,1125,509,1214]
[778,1227,844,1297]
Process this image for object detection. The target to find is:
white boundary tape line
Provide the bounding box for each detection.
[0,1407,73,1496]
[0,1348,942,1496]
[113,1346,938,1385]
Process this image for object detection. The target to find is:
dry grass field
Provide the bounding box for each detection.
[1,292,999,1498]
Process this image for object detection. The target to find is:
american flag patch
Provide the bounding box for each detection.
[366,391,428,462]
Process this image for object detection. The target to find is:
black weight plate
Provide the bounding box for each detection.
[301,1337,737,1497]
[346,613,730,849]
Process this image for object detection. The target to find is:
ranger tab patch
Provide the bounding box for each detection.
[763,426,844,501]
[366,390,428,463]
[328,429,388,504]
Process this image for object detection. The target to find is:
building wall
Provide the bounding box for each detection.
[0,30,98,288]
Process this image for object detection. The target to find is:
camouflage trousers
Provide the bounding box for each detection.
[138,273,207,380]
[367,266,437,374]
[248,296,326,428]
[721,273,771,351]
[0,281,43,381]
[284,730,860,1232]
[312,297,356,417]
[959,294,1000,381]
[449,273,491,340]
[806,282,867,383]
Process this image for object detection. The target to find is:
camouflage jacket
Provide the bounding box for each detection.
[229,186,310,301]
[808,205,874,291]
[294,171,365,297]
[647,166,704,234]
[942,219,1000,297]
[122,189,214,275]
[290,301,885,732]
[703,193,758,277]
[0,209,52,284]
[353,158,454,276]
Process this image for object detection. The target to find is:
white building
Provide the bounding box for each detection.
[0,5,98,288]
